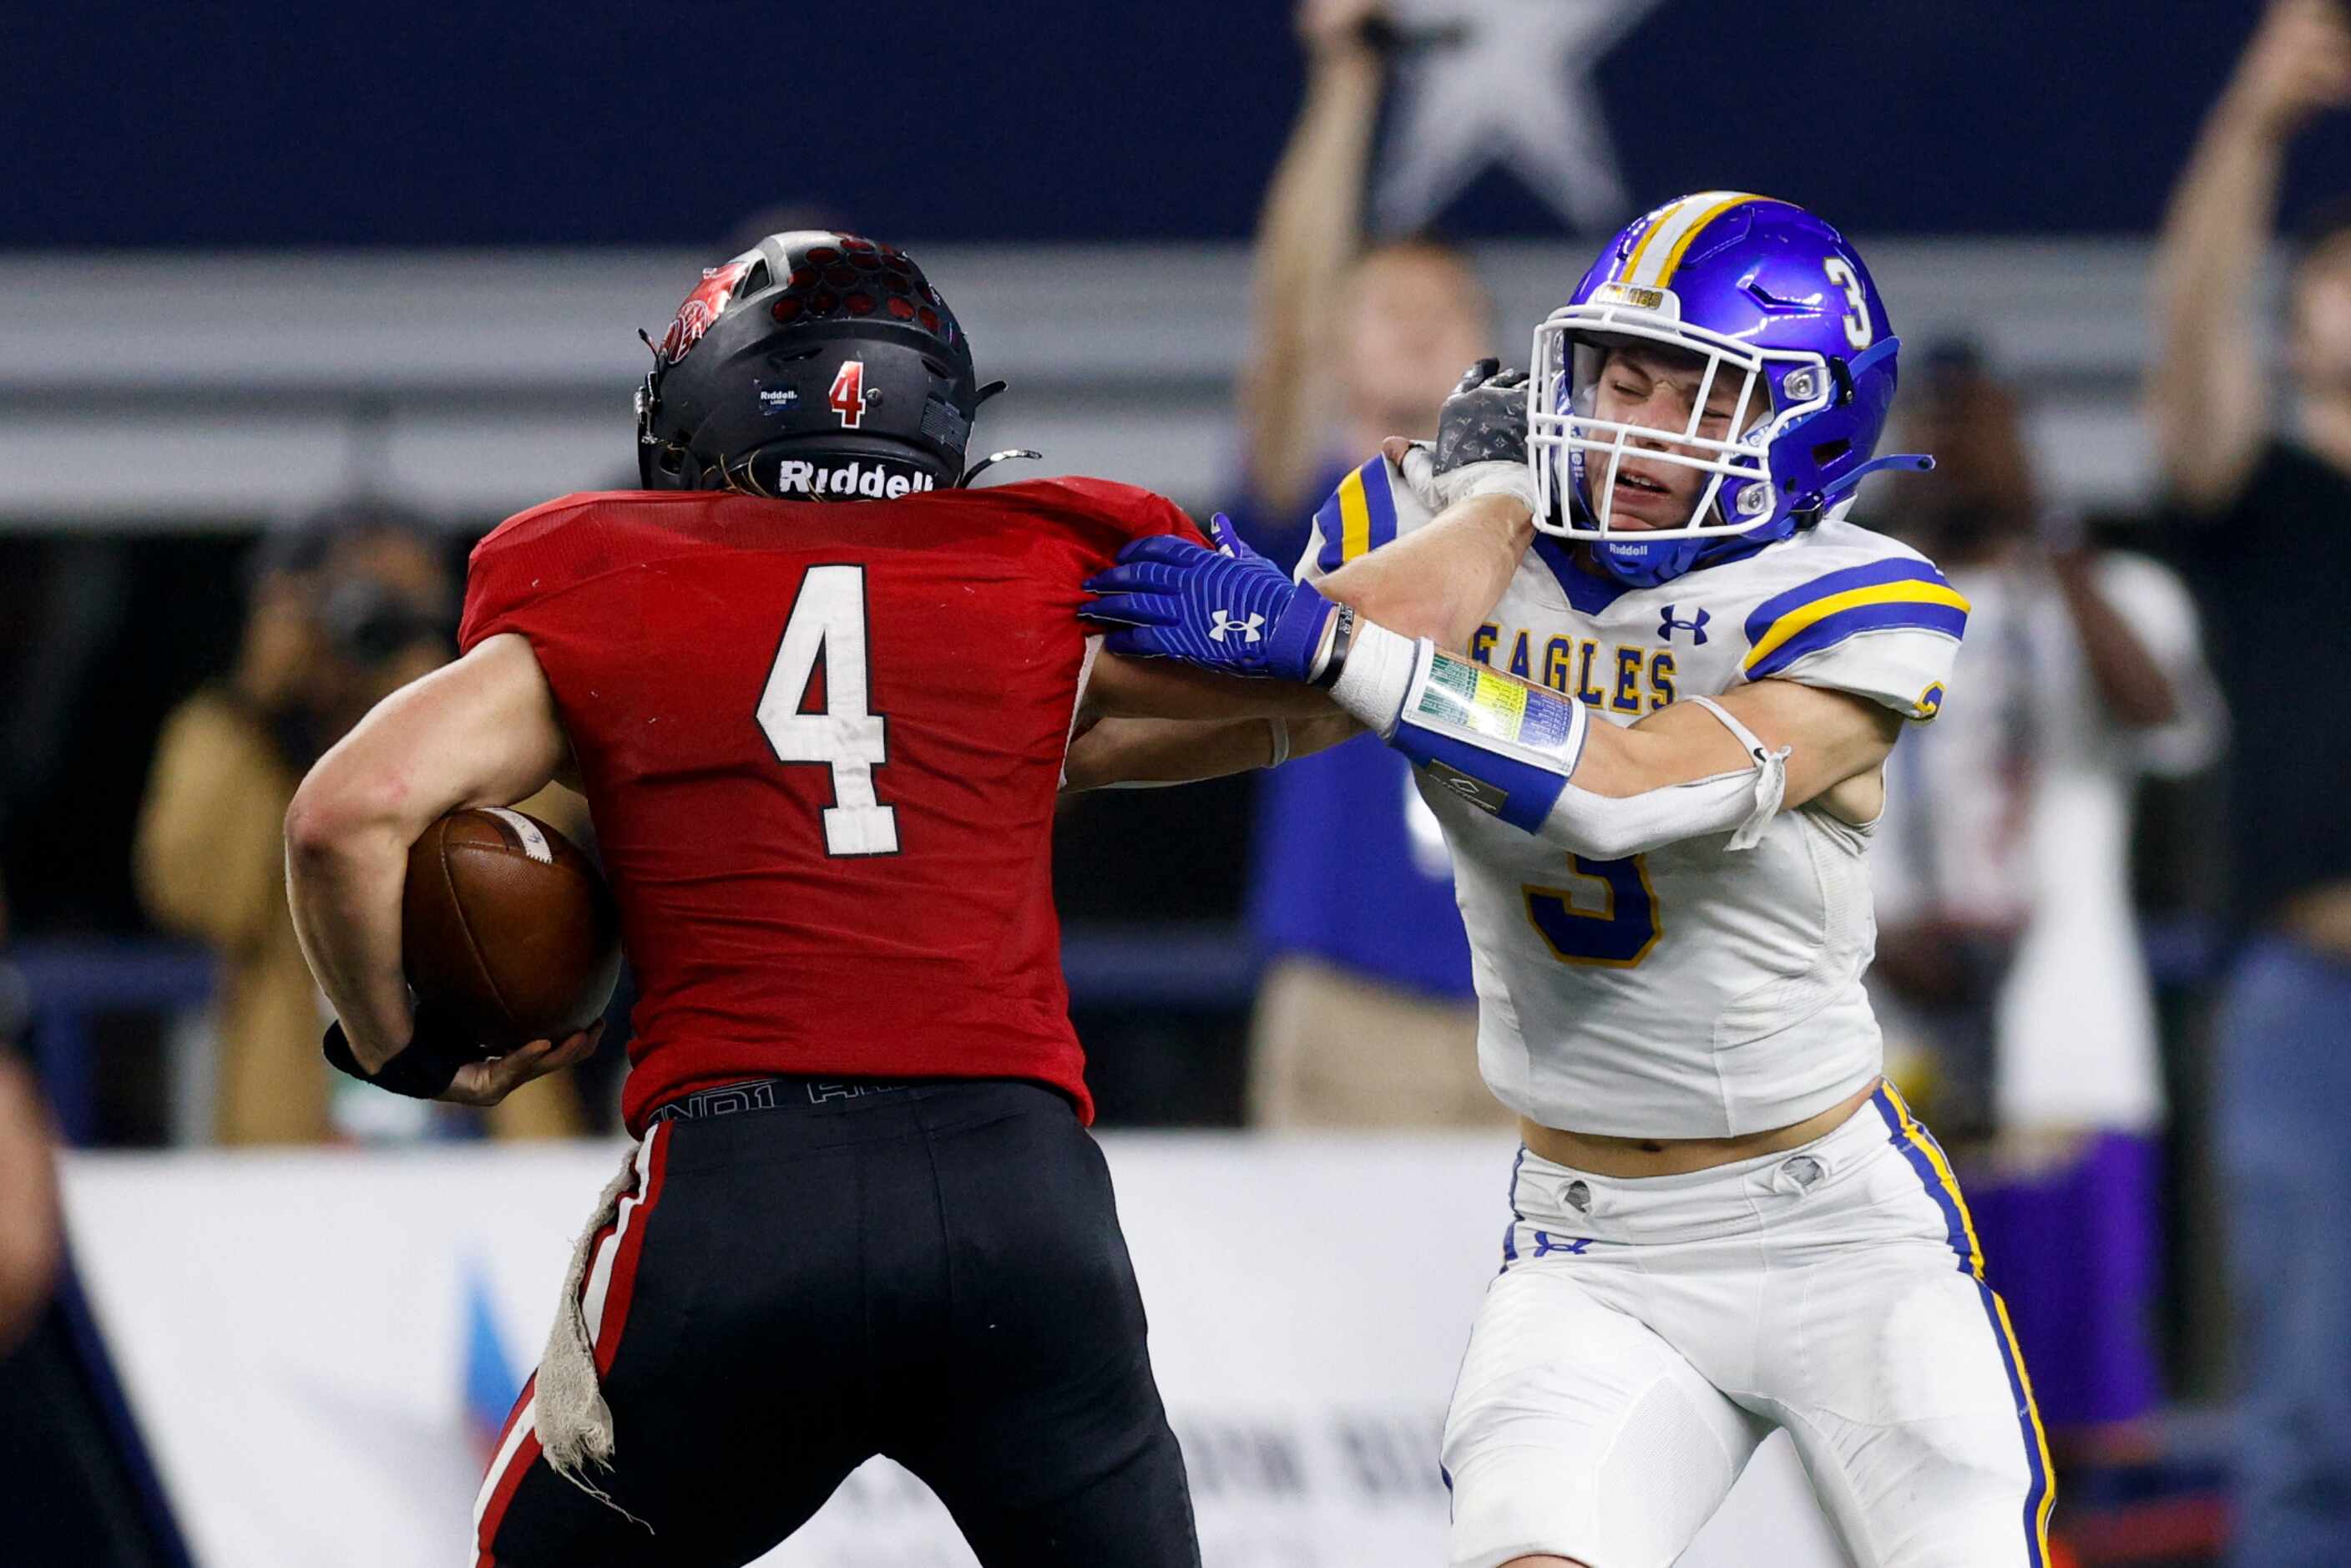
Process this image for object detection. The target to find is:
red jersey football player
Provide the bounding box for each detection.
[281,232,1352,1568]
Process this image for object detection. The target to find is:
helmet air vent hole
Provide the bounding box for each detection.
[1812,438,1851,466]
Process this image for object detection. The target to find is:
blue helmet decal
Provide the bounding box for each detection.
[1526,193,1930,587]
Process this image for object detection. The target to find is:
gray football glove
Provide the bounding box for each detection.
[1394,359,1540,515]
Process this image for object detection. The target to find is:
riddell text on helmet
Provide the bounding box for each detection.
[775,460,938,498]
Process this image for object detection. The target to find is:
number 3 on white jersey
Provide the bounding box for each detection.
[756,564,899,856]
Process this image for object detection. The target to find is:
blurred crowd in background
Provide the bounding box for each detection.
[3,1,2351,1561]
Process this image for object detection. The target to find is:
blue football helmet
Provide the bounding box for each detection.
[1528,192,1930,587]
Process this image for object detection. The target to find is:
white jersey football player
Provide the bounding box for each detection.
[1071,194,2051,1568]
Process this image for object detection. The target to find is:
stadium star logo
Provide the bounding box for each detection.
[1374,0,1666,234]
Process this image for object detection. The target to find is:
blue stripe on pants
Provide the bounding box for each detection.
[1873,1085,2055,1563]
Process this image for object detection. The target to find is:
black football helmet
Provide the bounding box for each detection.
[634,231,1000,498]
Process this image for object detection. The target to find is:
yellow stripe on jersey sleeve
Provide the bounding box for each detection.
[1336,463,1373,564]
[1742,581,1973,674]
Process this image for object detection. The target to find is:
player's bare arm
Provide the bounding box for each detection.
[1082,503,1918,867]
[284,631,598,1100]
[1062,710,1361,791]
[1067,359,1542,799]
[1068,461,1537,787]
[1573,676,1900,819]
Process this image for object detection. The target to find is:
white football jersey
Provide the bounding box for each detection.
[1300,455,1968,1138]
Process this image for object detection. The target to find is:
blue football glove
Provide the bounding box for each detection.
[1080,514,1335,681]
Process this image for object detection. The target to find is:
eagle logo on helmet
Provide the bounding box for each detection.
[660,260,751,364]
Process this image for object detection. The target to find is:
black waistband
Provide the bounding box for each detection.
[647,1075,951,1125]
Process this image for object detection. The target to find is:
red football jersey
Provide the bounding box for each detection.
[458,478,1203,1133]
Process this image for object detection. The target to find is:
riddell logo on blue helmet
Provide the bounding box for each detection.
[1591,281,1673,313]
[772,459,938,498]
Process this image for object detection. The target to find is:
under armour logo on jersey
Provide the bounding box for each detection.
[1531,1232,1593,1257]
[1209,609,1266,644]
[1657,605,1711,645]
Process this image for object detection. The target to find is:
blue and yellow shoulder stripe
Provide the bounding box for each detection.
[1311,454,1403,574]
[1741,558,1970,680]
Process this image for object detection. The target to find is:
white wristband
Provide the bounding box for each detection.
[1327,620,1423,737]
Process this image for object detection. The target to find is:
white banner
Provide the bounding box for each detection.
[62,1135,1843,1567]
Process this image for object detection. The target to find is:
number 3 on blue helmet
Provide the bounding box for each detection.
[1526,192,1932,588]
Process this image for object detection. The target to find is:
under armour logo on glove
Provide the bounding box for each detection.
[1079,514,1334,681]
[1209,609,1266,644]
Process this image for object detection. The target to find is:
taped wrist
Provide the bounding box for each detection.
[322,1004,478,1099]
[1446,459,1541,515]
[1324,620,1423,734]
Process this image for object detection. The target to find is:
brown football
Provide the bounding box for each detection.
[401,807,622,1054]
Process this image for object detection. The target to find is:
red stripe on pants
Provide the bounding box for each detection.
[475,1125,672,1565]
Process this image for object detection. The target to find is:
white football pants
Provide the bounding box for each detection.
[1443,1085,2052,1568]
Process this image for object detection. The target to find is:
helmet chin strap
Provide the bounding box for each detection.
[956,380,1036,484]
[959,448,1044,486]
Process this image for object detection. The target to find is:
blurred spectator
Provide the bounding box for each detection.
[1224,0,1504,1129]
[3,867,60,1357]
[2148,3,2351,1560]
[1871,347,2222,1474]
[0,1051,60,1357]
[133,504,587,1145]
[1228,0,1493,559]
[0,845,59,1355]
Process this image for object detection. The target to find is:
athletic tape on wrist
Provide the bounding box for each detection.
[322,1018,472,1099]
[1327,620,1422,735]
[1455,460,1542,515]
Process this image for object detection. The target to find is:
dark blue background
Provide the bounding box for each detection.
[18,1,2350,246]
